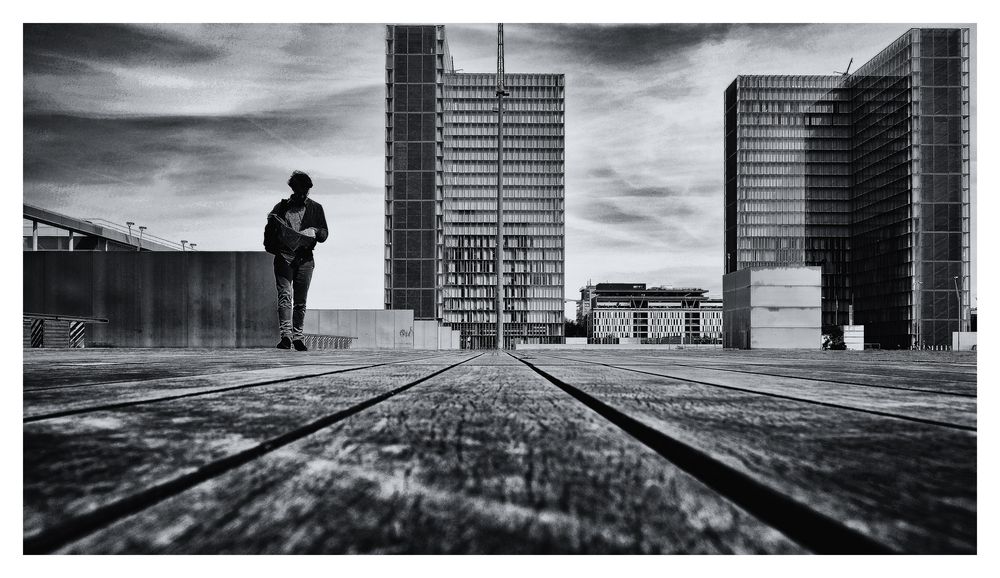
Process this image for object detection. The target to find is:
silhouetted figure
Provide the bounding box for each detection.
[263,171,328,351]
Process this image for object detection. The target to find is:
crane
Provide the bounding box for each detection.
[834,57,853,76]
[495,23,509,350]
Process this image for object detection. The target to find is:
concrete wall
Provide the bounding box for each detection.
[303,309,415,349]
[24,251,463,349]
[300,310,461,350]
[24,251,275,347]
[414,320,438,349]
[411,319,460,350]
[723,266,821,349]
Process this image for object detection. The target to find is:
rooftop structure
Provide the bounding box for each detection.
[23,203,188,252]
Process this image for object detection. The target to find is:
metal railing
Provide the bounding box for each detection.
[302,334,357,350]
[82,218,189,251]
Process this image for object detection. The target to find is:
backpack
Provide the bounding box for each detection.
[263,200,286,255]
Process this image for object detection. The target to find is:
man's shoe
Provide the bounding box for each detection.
[276,336,292,349]
[293,339,308,351]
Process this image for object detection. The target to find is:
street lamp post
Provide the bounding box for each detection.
[914,280,923,350]
[494,23,509,351]
[953,276,963,351]
[137,226,147,251]
[126,221,135,245]
[181,240,188,252]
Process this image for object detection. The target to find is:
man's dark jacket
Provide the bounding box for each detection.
[263,197,329,260]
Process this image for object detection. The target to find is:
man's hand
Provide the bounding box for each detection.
[300,227,316,238]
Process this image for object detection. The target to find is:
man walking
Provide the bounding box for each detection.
[264,170,328,351]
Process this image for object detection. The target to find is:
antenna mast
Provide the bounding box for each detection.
[495,23,509,350]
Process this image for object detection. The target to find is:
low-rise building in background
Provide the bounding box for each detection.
[580,283,722,345]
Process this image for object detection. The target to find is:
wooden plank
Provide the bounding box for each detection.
[24,361,470,542]
[52,364,804,554]
[562,360,976,429]
[670,362,977,394]
[22,349,448,389]
[523,359,976,553]
[23,364,375,419]
[523,351,978,393]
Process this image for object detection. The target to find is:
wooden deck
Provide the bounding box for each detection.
[23,348,977,554]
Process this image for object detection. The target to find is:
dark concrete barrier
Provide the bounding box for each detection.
[24,251,275,347]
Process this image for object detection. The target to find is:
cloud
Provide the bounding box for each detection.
[24,23,972,311]
[23,24,223,74]
[520,24,735,67]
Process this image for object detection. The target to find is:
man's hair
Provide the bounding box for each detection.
[287,170,313,192]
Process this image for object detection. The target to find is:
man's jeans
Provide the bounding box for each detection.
[274,256,314,341]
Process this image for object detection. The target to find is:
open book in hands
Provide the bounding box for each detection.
[267,213,317,252]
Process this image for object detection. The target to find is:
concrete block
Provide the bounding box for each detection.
[356,310,376,348]
[414,320,438,349]
[303,310,320,335]
[952,332,977,351]
[315,310,334,335]
[394,310,415,349]
[375,311,395,349]
[752,327,821,349]
[723,266,822,350]
[750,285,822,308]
[843,325,865,350]
[751,306,822,328]
[413,321,428,349]
[748,266,822,287]
[337,310,358,340]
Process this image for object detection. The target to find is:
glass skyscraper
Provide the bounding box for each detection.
[384,25,449,321]
[725,28,971,348]
[386,25,565,349]
[724,75,853,329]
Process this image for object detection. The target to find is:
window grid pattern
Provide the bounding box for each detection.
[591,308,723,342]
[724,75,853,329]
[850,28,971,347]
[443,72,566,349]
[724,28,971,348]
[385,25,450,320]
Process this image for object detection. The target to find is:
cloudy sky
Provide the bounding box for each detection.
[23,23,977,314]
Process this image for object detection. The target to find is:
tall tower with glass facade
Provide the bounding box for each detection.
[384,25,452,320]
[724,75,853,330]
[386,25,566,349]
[725,28,971,348]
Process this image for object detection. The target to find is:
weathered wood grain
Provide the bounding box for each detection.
[54,365,803,554]
[23,364,370,420]
[542,358,976,429]
[518,351,977,395]
[522,359,976,553]
[22,349,449,389]
[23,348,976,554]
[23,362,468,541]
